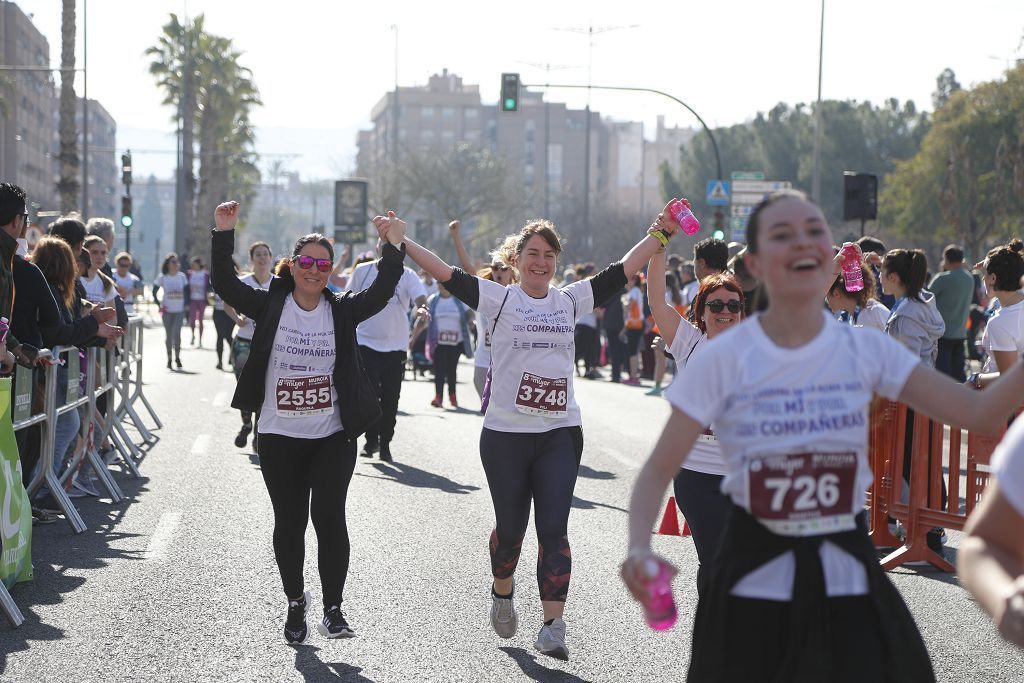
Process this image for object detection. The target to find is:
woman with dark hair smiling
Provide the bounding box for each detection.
[624,189,1024,681]
[211,201,406,646]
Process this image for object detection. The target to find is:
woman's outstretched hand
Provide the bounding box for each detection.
[215,201,240,231]
[372,210,407,246]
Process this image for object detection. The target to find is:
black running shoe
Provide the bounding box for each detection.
[361,439,379,458]
[284,591,310,645]
[234,423,252,448]
[379,442,393,463]
[317,605,356,639]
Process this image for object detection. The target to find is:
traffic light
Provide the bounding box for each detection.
[121,151,132,187]
[121,195,133,229]
[712,210,726,241]
[500,73,520,112]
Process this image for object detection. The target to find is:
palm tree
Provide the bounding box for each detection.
[147,14,205,254]
[57,0,79,212]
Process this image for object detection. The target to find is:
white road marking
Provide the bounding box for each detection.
[145,512,181,561]
[191,434,211,455]
[212,391,228,407]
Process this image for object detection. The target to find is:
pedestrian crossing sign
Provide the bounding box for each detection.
[706,180,730,206]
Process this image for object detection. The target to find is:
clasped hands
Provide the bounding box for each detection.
[372,211,407,247]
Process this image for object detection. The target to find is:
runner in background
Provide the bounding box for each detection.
[448,220,516,407]
[153,253,188,369]
[111,252,143,316]
[646,246,743,595]
[211,200,408,645]
[225,241,274,448]
[187,256,211,346]
[212,292,235,371]
[387,200,683,661]
[621,272,645,386]
[623,189,1024,682]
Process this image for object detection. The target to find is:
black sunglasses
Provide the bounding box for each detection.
[490,263,511,272]
[293,255,332,272]
[705,299,742,314]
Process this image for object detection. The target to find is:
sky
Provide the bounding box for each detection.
[11,0,1024,183]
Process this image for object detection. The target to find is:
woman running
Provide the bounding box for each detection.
[153,253,188,369]
[448,220,516,407]
[646,245,744,595]
[383,201,680,661]
[211,200,407,645]
[212,292,235,370]
[187,256,211,346]
[623,189,1024,682]
[225,241,274,448]
[425,281,474,408]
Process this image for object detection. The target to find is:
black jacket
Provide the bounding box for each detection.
[210,229,406,442]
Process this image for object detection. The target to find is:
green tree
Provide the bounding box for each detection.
[57,0,79,212]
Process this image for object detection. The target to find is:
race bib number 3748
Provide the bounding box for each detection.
[746,452,858,536]
[515,373,568,417]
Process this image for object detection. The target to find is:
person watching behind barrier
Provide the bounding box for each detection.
[825,261,889,330]
[969,240,1024,390]
[929,244,975,382]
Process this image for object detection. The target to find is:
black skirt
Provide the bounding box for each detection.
[687,506,935,683]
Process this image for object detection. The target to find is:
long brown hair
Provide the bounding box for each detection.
[692,272,745,334]
[31,236,77,308]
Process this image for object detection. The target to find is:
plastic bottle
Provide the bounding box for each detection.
[841,243,864,292]
[641,558,677,630]
[0,316,9,345]
[668,200,700,236]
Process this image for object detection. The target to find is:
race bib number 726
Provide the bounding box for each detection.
[746,452,858,536]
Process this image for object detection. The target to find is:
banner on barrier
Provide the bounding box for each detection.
[0,377,32,588]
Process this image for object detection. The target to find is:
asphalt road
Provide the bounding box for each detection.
[2,323,1023,682]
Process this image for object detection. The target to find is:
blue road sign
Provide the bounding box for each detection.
[706,180,731,206]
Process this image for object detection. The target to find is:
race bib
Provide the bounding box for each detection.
[275,375,333,418]
[746,452,858,536]
[166,289,183,301]
[515,373,568,417]
[439,330,459,345]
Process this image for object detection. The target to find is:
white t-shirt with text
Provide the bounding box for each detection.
[154,273,188,313]
[111,271,141,315]
[664,311,920,600]
[476,277,594,433]
[982,299,1024,373]
[345,263,426,352]
[258,295,342,439]
[234,273,275,340]
[434,296,464,346]
[665,318,725,476]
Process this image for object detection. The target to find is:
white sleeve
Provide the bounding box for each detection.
[667,319,703,362]
[475,277,508,317]
[993,417,1024,517]
[563,279,596,320]
[861,327,921,400]
[404,269,427,302]
[986,317,1018,353]
[663,340,734,427]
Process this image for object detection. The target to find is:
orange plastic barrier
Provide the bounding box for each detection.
[867,400,1012,571]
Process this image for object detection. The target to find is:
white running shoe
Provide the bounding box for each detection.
[489,581,518,639]
[533,618,569,661]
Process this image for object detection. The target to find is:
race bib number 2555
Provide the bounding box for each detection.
[276,375,333,418]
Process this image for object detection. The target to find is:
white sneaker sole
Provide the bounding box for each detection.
[317,622,357,639]
[534,642,569,661]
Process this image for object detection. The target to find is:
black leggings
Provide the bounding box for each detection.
[674,469,729,596]
[212,309,235,364]
[433,344,462,396]
[258,430,357,608]
[480,426,583,602]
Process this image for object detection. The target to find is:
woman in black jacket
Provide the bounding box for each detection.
[211,201,407,646]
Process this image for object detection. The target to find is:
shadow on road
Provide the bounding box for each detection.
[355,462,480,495]
[498,646,593,683]
[577,464,615,480]
[571,495,626,513]
[0,476,151,673]
[293,647,375,682]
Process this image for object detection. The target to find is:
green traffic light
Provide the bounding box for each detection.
[504,98,516,110]
[121,215,133,229]
[712,229,725,240]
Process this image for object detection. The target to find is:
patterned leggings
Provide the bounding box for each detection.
[479,426,583,602]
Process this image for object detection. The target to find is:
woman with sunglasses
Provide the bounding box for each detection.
[448,220,516,407]
[153,252,188,369]
[211,200,408,645]
[377,201,682,661]
[647,246,744,596]
[623,189,1024,681]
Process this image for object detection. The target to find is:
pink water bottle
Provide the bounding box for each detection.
[840,243,864,292]
[641,558,677,630]
[0,316,9,345]
[668,200,700,236]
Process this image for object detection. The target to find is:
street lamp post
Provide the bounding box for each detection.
[811,0,825,203]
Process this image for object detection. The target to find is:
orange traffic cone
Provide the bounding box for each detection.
[656,496,681,536]
[681,519,692,537]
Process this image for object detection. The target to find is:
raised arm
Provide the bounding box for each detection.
[448,220,477,273]
[647,248,685,347]
[375,212,455,284]
[618,200,685,280]
[210,201,269,320]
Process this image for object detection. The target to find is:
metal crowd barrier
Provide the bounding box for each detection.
[2,316,161,627]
